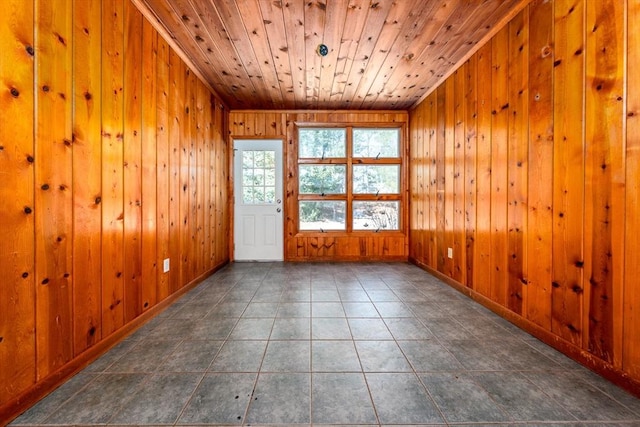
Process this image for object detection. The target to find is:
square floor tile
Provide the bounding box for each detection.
[207,302,249,317]
[312,373,377,424]
[355,341,412,372]
[158,340,222,372]
[472,371,575,422]
[374,302,414,317]
[312,341,362,372]
[522,371,638,421]
[384,318,433,340]
[177,373,257,424]
[312,318,352,340]
[246,373,310,424]
[398,340,463,372]
[312,302,346,317]
[366,373,444,424]
[44,374,147,425]
[187,318,237,340]
[338,290,370,302]
[343,302,380,317]
[209,340,267,372]
[420,372,509,423]
[270,317,311,340]
[277,302,311,317]
[242,302,279,318]
[111,373,202,424]
[261,341,310,372]
[228,318,274,339]
[349,318,393,340]
[312,289,341,302]
[106,340,180,373]
[366,290,400,302]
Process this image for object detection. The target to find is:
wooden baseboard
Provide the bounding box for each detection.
[0,260,229,426]
[409,257,640,399]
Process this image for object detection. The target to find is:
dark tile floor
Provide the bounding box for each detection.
[11,262,640,426]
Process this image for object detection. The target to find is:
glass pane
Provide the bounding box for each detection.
[299,165,346,194]
[353,201,400,230]
[299,201,346,230]
[241,149,277,205]
[242,151,254,168]
[265,187,276,203]
[299,128,346,158]
[353,165,400,194]
[243,187,254,204]
[254,151,266,167]
[265,168,275,186]
[353,128,400,158]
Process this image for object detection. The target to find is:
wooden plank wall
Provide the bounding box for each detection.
[409,0,640,390]
[0,0,229,414]
[229,110,409,261]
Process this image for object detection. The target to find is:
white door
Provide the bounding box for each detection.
[233,139,284,261]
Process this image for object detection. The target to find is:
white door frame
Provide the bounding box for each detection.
[232,138,284,261]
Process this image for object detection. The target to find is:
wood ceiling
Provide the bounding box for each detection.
[136,0,530,110]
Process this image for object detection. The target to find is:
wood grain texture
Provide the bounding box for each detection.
[101,0,126,337]
[489,26,509,306]
[552,0,584,346]
[0,0,229,416]
[408,0,640,399]
[526,0,554,330]
[474,42,492,298]
[141,17,158,312]
[35,0,74,379]
[0,0,36,403]
[72,0,103,353]
[156,35,170,301]
[624,0,640,379]
[584,0,625,366]
[123,0,143,323]
[506,8,528,315]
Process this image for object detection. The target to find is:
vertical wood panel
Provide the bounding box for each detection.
[123,0,143,323]
[196,82,205,276]
[445,78,456,278]
[436,86,447,273]
[0,0,36,402]
[141,18,157,311]
[584,0,625,364]
[453,67,466,284]
[180,67,191,285]
[188,71,198,281]
[167,50,181,294]
[101,0,125,337]
[507,9,528,315]
[475,43,492,297]
[526,0,554,329]
[72,0,102,353]
[428,96,438,267]
[35,0,74,378]
[623,0,640,377]
[490,26,509,306]
[156,36,170,301]
[552,0,585,345]
[464,55,478,289]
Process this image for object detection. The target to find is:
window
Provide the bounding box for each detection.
[297,126,402,232]
[242,150,277,204]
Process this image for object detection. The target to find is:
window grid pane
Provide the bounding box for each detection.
[353,201,400,231]
[299,201,346,230]
[242,150,276,204]
[299,128,346,158]
[353,128,400,158]
[353,165,400,194]
[299,165,346,194]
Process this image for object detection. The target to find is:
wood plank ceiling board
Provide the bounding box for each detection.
[136,0,531,110]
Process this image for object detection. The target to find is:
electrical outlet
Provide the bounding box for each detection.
[447,247,453,259]
[163,258,170,273]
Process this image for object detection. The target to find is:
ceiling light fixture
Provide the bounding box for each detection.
[317,44,329,57]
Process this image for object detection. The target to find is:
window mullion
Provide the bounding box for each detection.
[346,126,353,233]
